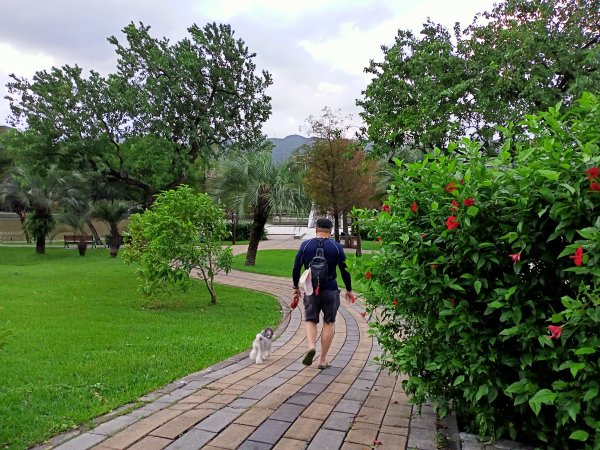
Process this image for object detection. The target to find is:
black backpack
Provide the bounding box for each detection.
[307,238,338,291]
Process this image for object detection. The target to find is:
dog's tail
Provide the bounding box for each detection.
[261,327,274,339]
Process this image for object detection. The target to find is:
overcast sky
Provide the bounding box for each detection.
[0,0,497,138]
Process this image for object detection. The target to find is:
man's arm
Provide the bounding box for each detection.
[292,243,306,288]
[337,244,353,299]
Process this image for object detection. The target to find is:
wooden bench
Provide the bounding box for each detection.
[63,235,96,248]
[338,235,360,249]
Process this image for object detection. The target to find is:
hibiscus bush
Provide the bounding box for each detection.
[354,93,600,449]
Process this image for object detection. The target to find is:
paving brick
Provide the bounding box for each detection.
[288,392,318,406]
[376,432,407,449]
[101,409,183,449]
[54,433,107,450]
[379,425,409,436]
[273,437,309,450]
[343,388,370,402]
[356,406,386,425]
[345,421,378,446]
[255,393,290,409]
[370,386,394,398]
[234,407,274,427]
[194,408,241,433]
[209,393,239,404]
[333,399,362,414]
[299,383,328,395]
[308,429,346,450]
[324,383,351,395]
[237,441,273,450]
[151,409,213,439]
[164,429,216,450]
[247,419,291,444]
[340,442,369,450]
[316,392,343,406]
[301,403,335,421]
[92,415,139,436]
[284,417,322,441]
[271,403,306,422]
[206,424,255,449]
[128,436,171,450]
[323,412,354,432]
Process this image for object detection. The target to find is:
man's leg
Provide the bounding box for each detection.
[305,321,318,350]
[317,322,335,366]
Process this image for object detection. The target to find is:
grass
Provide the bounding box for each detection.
[233,249,372,278]
[0,247,280,450]
[360,239,382,251]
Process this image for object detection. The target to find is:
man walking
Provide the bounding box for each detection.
[292,218,354,368]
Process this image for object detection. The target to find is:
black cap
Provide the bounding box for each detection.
[316,218,333,229]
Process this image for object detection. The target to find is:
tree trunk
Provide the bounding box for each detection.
[77,237,88,256]
[16,209,30,243]
[231,210,237,245]
[86,219,102,245]
[245,202,269,266]
[108,235,122,258]
[354,221,362,257]
[35,236,45,254]
[333,206,340,242]
[342,213,351,248]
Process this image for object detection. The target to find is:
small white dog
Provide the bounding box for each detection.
[249,327,274,364]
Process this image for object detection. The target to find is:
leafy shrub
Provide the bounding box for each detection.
[355,93,600,449]
[122,185,233,304]
[226,221,267,241]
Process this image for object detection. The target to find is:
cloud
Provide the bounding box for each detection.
[0,0,498,136]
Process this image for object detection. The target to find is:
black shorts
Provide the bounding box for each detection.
[303,289,340,324]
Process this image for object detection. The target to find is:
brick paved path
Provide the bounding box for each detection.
[38,237,437,450]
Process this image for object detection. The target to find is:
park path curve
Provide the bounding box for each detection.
[36,236,439,450]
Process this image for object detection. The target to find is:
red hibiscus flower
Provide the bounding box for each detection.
[463,197,475,207]
[446,216,459,230]
[450,199,459,211]
[381,204,390,212]
[569,246,584,266]
[586,167,599,180]
[392,299,398,306]
[509,252,521,263]
[547,325,563,340]
[444,182,458,193]
[360,311,367,318]
[590,182,600,192]
[411,201,418,213]
[429,264,439,269]
[365,271,372,280]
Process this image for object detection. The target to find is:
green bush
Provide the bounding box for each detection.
[355,93,600,449]
[226,221,267,241]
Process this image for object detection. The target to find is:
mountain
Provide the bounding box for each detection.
[268,134,313,164]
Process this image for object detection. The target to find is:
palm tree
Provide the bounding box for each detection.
[91,200,131,257]
[211,149,310,266]
[58,210,90,256]
[0,167,71,254]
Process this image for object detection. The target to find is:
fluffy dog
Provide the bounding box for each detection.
[249,327,274,364]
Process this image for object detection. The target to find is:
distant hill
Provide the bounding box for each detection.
[268,134,313,164]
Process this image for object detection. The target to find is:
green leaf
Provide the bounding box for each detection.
[474,280,482,295]
[453,375,464,386]
[569,430,589,442]
[575,347,596,356]
[570,362,585,377]
[467,206,479,217]
[499,326,520,337]
[528,389,557,416]
[537,169,560,181]
[475,384,489,402]
[583,387,598,402]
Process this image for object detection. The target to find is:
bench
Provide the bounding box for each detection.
[63,235,97,248]
[338,235,360,249]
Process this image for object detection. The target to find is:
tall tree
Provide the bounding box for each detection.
[303,138,379,242]
[5,22,272,204]
[211,147,310,266]
[302,108,380,241]
[358,0,600,158]
[91,200,131,258]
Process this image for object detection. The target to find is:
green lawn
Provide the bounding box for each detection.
[0,248,280,450]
